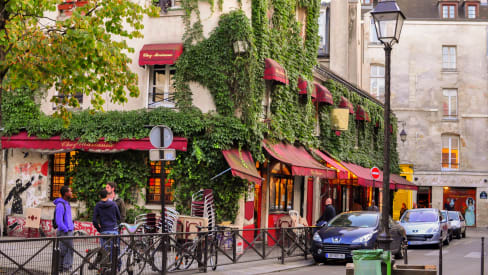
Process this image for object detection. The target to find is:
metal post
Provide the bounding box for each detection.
[111,236,118,275]
[262,230,266,260]
[203,232,208,273]
[281,228,285,264]
[482,237,485,275]
[304,228,308,260]
[232,229,237,263]
[404,242,408,264]
[439,240,443,275]
[377,44,393,251]
[51,239,60,275]
[160,159,167,275]
[162,234,167,275]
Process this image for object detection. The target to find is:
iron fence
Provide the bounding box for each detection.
[0,226,315,274]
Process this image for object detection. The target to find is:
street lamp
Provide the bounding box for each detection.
[399,121,407,143]
[370,0,405,251]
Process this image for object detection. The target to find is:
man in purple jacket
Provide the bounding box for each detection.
[53,186,74,273]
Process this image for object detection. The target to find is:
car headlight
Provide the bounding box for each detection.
[427,226,439,233]
[352,232,376,244]
[313,232,322,242]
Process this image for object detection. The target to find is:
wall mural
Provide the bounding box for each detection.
[7,216,99,237]
[5,161,48,215]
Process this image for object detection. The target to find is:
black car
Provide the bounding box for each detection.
[311,211,406,263]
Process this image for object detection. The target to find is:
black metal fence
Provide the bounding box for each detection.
[0,226,314,275]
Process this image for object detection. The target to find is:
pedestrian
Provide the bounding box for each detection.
[316,198,336,225]
[92,189,121,269]
[53,186,75,273]
[412,202,417,209]
[105,181,126,223]
[367,200,379,211]
[352,199,363,211]
[399,203,407,218]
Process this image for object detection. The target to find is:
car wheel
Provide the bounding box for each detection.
[456,231,461,239]
[313,255,325,264]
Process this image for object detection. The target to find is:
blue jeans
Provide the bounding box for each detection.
[57,230,74,271]
[100,230,121,270]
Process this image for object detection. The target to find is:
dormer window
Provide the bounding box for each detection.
[442,4,456,19]
[467,4,478,18]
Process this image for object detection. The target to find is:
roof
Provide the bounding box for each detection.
[363,0,488,21]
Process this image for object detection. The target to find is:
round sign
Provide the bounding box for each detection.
[149,126,173,148]
[371,167,380,180]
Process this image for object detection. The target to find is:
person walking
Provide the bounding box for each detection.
[105,181,126,223]
[316,198,336,224]
[93,189,121,269]
[367,200,379,211]
[54,186,75,273]
[399,203,407,218]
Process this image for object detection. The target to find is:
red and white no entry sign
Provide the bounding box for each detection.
[371,167,380,179]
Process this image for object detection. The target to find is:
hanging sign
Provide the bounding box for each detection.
[331,108,349,131]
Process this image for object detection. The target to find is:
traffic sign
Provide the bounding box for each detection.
[149,149,176,161]
[371,167,380,179]
[149,126,173,148]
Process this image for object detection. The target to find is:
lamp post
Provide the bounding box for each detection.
[370,0,405,251]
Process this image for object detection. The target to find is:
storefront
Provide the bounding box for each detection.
[443,187,476,226]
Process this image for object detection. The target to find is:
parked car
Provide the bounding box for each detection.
[448,211,466,239]
[400,208,449,246]
[440,210,453,241]
[311,211,406,263]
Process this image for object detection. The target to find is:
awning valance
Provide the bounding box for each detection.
[312,149,348,179]
[390,174,418,191]
[339,96,354,114]
[1,132,188,152]
[139,43,184,66]
[313,83,334,105]
[263,58,289,85]
[298,77,308,95]
[222,149,262,185]
[340,162,396,189]
[262,140,336,178]
[356,105,371,122]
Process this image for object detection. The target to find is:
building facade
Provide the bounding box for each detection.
[361,0,488,226]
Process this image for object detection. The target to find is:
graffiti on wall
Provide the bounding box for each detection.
[5,161,48,214]
[7,216,99,237]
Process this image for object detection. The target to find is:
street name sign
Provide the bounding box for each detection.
[149,148,176,161]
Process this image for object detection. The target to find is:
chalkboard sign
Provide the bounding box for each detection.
[480,191,487,199]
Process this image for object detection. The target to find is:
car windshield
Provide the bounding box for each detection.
[328,213,378,228]
[448,212,459,220]
[402,211,438,222]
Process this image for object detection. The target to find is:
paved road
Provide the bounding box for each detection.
[263,228,488,275]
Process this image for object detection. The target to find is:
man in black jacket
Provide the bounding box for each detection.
[93,189,121,269]
[316,198,336,225]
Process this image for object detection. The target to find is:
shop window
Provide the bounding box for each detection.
[148,65,176,108]
[269,163,294,212]
[370,65,385,99]
[147,161,174,204]
[441,135,459,170]
[442,46,456,70]
[50,151,77,200]
[442,89,457,120]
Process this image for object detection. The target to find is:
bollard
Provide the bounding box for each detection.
[404,241,408,265]
[482,237,485,275]
[232,229,237,263]
[439,240,443,275]
[304,227,308,260]
[51,238,60,275]
[281,228,285,264]
[262,230,266,260]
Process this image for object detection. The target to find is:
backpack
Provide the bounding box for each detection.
[53,202,66,229]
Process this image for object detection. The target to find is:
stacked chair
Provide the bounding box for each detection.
[191,189,216,232]
[133,207,179,233]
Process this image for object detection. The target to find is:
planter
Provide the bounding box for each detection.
[346,263,437,275]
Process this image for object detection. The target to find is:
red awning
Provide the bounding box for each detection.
[1,132,188,152]
[222,149,262,185]
[298,77,308,95]
[262,140,336,178]
[339,96,354,114]
[312,149,348,179]
[313,83,334,105]
[356,105,371,122]
[263,58,289,85]
[341,162,376,187]
[390,174,418,191]
[139,43,184,66]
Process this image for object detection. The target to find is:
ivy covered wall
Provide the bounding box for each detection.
[2,0,399,222]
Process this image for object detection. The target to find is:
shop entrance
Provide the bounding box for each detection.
[417,186,431,208]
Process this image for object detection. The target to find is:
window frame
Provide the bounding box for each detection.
[317,6,330,57]
[441,135,460,170]
[442,89,458,120]
[50,152,76,200]
[441,4,457,19]
[147,64,176,108]
[269,162,294,213]
[147,161,174,204]
[52,91,83,110]
[362,0,371,5]
[442,46,457,71]
[467,5,477,19]
[370,18,380,44]
[370,64,385,99]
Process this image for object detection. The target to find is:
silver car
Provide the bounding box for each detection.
[448,211,466,239]
[400,208,449,246]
